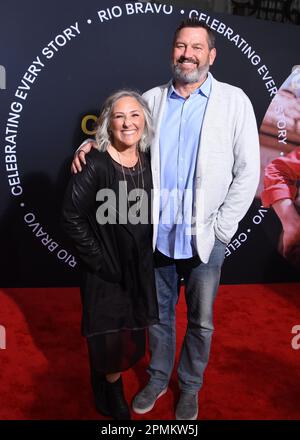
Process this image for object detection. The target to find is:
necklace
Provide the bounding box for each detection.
[117,150,145,217]
[127,154,145,216]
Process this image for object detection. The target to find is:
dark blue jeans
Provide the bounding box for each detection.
[148,238,226,393]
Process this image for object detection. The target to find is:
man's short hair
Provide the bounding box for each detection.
[173,18,216,50]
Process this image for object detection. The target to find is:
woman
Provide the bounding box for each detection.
[62,90,159,420]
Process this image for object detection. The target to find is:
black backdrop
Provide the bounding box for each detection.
[1,0,299,287]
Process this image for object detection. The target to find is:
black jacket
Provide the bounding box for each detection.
[62,149,159,337]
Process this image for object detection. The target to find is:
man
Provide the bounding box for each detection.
[261,66,300,266]
[262,148,300,266]
[72,19,260,420]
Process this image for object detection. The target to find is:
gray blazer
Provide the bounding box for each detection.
[143,76,260,263]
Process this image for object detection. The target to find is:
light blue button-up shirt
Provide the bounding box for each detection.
[156,73,212,259]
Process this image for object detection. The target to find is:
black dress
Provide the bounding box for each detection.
[62,149,159,374]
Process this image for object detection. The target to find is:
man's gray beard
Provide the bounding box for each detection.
[172,64,209,84]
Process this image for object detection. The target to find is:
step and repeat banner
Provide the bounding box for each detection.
[1,0,299,286]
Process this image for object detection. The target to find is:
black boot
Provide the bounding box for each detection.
[106,376,131,420]
[90,368,110,417]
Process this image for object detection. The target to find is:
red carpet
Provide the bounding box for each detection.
[0,284,299,420]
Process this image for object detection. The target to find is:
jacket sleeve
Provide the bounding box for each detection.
[62,152,104,273]
[214,92,260,243]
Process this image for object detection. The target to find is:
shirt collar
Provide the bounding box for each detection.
[168,72,212,99]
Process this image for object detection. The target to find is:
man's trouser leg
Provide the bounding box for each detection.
[177,238,226,393]
[147,262,180,391]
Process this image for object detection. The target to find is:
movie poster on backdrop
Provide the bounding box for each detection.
[0,0,299,286]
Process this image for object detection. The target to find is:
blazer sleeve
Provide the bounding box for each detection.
[215,91,260,242]
[62,151,105,273]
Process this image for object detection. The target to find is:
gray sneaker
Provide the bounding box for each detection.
[132,383,167,414]
[175,392,198,420]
